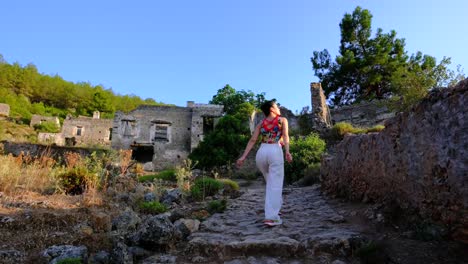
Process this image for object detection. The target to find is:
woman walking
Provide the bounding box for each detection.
[236,99,292,227]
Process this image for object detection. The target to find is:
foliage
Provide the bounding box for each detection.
[175,159,196,192]
[0,119,37,142]
[33,121,60,133]
[0,152,58,193]
[207,199,227,214]
[311,6,464,107]
[58,167,92,195]
[209,84,265,115]
[139,201,168,214]
[56,258,82,264]
[331,122,385,140]
[0,56,168,122]
[138,169,176,182]
[218,178,240,191]
[285,133,326,183]
[189,115,250,169]
[296,106,313,135]
[190,177,224,200]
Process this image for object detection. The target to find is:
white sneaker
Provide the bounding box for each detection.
[264,219,282,227]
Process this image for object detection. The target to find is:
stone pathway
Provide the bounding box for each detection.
[181,181,366,263]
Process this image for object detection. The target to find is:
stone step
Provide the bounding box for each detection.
[182,184,367,262]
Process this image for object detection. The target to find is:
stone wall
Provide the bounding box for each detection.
[1,140,108,160]
[30,115,60,128]
[190,103,224,151]
[38,133,64,145]
[330,100,395,127]
[321,79,468,241]
[0,103,10,117]
[62,115,113,146]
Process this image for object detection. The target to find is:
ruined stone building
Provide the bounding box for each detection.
[111,102,223,170]
[61,111,113,146]
[0,103,10,117]
[30,115,60,128]
[35,111,113,146]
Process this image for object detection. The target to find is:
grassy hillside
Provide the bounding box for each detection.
[0,118,37,143]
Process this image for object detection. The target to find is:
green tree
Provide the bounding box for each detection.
[210,84,265,115]
[189,115,250,169]
[311,6,463,107]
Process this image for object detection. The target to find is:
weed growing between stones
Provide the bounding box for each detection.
[207,199,227,214]
[138,201,168,214]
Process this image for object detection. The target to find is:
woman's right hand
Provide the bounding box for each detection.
[236,157,245,167]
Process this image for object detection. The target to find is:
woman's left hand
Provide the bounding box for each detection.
[285,152,293,163]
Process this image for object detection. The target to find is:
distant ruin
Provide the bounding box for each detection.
[111,102,223,170]
[30,115,60,128]
[0,103,10,117]
[61,111,113,147]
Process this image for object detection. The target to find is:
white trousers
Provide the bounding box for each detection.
[256,143,284,221]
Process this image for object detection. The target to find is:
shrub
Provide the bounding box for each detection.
[189,115,250,169]
[367,124,385,133]
[139,201,168,214]
[207,199,227,214]
[58,167,90,195]
[331,122,385,140]
[138,169,176,183]
[285,133,326,183]
[33,121,60,133]
[218,178,239,191]
[190,177,223,200]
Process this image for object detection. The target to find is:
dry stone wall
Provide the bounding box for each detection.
[330,100,394,127]
[321,79,468,241]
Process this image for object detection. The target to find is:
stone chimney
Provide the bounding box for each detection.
[93,111,100,119]
[310,82,332,129]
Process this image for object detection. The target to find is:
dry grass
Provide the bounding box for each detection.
[0,152,60,194]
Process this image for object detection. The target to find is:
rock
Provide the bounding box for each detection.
[0,216,14,224]
[89,251,110,264]
[143,162,154,172]
[110,242,133,264]
[140,254,177,264]
[161,189,182,206]
[92,212,112,232]
[331,260,348,264]
[191,256,207,262]
[75,224,94,236]
[144,192,157,202]
[0,250,25,264]
[168,208,188,222]
[174,218,200,239]
[128,246,152,261]
[42,245,88,264]
[129,214,180,250]
[112,209,141,233]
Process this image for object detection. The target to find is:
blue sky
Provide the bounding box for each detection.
[1,0,466,113]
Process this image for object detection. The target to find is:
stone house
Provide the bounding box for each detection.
[0,103,10,117]
[111,102,223,170]
[61,111,113,146]
[30,115,60,128]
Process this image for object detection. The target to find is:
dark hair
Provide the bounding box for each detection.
[260,99,277,116]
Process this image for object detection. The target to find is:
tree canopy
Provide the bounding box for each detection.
[311,6,464,107]
[209,84,265,115]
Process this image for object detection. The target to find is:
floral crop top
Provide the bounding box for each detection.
[260,116,283,144]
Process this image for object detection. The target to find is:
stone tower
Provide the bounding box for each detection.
[310,82,332,130]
